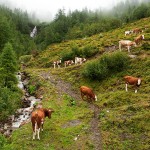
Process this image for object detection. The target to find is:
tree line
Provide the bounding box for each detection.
[35,0,150,50]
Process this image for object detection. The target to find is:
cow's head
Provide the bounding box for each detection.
[45,108,54,118]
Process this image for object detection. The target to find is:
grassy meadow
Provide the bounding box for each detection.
[3,17,150,150]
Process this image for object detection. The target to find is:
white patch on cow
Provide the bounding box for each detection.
[33,122,37,140]
[37,128,40,140]
[142,35,144,39]
[137,78,141,85]
[41,118,44,124]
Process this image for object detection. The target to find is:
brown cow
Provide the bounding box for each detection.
[80,86,97,102]
[31,108,54,140]
[133,28,143,34]
[64,60,74,67]
[53,59,61,69]
[134,35,144,45]
[119,40,137,52]
[124,76,142,93]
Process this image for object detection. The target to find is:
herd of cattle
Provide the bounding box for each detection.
[31,28,144,140]
[53,56,86,68]
[119,28,145,52]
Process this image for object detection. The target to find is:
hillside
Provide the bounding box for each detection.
[3,17,150,150]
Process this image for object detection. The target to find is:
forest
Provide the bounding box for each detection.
[0,0,150,149]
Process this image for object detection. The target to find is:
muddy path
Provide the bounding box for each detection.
[39,70,102,150]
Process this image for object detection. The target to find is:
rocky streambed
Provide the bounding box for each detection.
[0,72,43,137]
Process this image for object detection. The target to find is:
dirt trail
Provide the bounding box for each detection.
[40,71,102,150]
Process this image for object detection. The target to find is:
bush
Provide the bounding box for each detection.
[19,55,33,63]
[82,45,99,57]
[82,52,129,81]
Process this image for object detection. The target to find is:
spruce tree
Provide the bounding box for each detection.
[0,42,18,88]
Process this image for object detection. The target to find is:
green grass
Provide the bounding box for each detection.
[2,17,150,150]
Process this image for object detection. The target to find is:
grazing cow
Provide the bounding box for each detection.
[133,28,143,34]
[134,35,144,45]
[119,40,137,52]
[75,57,86,65]
[64,60,74,67]
[125,30,133,36]
[31,108,54,140]
[124,76,141,93]
[53,59,61,69]
[80,86,97,102]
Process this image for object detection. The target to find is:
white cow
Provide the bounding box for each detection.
[119,40,137,52]
[75,57,86,65]
[53,59,61,69]
[125,30,133,36]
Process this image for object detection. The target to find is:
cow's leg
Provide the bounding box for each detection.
[127,46,130,52]
[125,83,128,92]
[81,92,84,100]
[41,119,44,131]
[119,43,122,51]
[135,86,138,93]
[37,128,40,140]
[54,64,55,69]
[32,123,36,140]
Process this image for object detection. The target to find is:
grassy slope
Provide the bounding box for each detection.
[6,18,150,150]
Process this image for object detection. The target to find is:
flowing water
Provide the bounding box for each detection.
[0,72,42,137]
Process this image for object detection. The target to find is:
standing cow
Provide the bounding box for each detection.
[80,86,97,102]
[134,35,144,45]
[124,76,142,93]
[119,40,137,52]
[75,57,86,65]
[64,60,74,67]
[31,108,54,140]
[53,59,61,69]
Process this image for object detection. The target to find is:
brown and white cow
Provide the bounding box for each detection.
[31,108,54,140]
[75,57,86,65]
[132,28,143,34]
[119,40,137,52]
[80,86,97,102]
[125,30,133,36]
[134,35,144,45]
[64,60,74,67]
[124,76,142,93]
[53,59,61,69]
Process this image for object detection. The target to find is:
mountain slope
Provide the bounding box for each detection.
[5,17,150,150]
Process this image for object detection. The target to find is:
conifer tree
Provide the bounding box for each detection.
[0,42,18,88]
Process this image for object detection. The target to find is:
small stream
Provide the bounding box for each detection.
[0,72,43,137]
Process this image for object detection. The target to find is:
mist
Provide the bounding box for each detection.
[0,0,148,22]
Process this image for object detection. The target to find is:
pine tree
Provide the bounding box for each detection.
[0,42,18,88]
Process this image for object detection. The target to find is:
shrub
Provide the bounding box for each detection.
[19,55,33,63]
[82,45,99,57]
[82,52,129,81]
